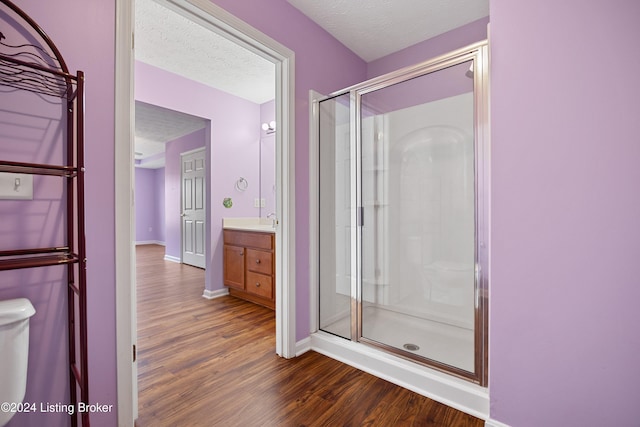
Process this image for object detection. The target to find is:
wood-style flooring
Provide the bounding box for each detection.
[135,244,483,427]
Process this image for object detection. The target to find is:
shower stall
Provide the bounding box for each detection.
[316,41,489,384]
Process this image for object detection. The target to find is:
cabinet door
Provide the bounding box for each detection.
[223,244,245,289]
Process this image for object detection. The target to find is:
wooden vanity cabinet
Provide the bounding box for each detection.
[223,229,275,309]
[223,245,244,289]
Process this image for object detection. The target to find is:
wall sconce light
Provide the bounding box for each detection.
[261,120,276,134]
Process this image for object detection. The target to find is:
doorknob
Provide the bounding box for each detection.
[181,213,187,217]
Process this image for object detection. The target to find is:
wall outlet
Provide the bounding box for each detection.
[254,198,260,208]
[0,172,33,200]
[260,198,265,207]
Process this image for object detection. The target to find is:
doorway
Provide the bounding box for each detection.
[115,0,296,425]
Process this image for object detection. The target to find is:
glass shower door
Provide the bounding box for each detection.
[317,42,488,384]
[358,61,477,373]
[318,93,352,339]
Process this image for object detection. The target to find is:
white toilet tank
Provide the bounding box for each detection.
[0,298,36,427]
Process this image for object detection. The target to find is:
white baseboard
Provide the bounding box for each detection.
[310,331,489,420]
[295,337,311,356]
[136,240,165,246]
[163,254,181,263]
[485,419,511,427]
[202,288,229,300]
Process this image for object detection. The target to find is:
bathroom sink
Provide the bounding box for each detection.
[222,218,275,233]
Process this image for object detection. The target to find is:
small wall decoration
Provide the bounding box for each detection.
[235,177,248,192]
[223,197,233,208]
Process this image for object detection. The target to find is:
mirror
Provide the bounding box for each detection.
[259,100,276,218]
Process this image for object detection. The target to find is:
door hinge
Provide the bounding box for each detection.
[133,344,137,362]
[357,206,364,227]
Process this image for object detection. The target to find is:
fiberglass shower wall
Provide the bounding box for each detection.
[318,42,488,383]
[360,61,476,372]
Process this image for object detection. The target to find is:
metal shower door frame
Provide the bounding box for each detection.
[320,40,490,385]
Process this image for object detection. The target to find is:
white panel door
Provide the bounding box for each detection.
[181,148,206,269]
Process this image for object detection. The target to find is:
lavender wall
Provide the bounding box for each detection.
[130,3,640,424]
[490,1,640,425]
[136,61,261,289]
[364,7,640,424]
[163,129,206,259]
[209,0,367,341]
[366,17,489,79]
[135,167,164,244]
[260,100,276,217]
[155,167,165,244]
[6,2,609,427]
[0,1,117,426]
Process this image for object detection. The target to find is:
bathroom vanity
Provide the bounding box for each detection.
[223,219,275,309]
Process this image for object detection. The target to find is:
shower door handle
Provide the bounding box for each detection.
[357,206,364,227]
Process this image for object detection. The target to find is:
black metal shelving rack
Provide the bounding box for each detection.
[0,1,89,425]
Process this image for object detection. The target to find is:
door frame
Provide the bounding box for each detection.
[115,0,296,425]
[180,147,206,268]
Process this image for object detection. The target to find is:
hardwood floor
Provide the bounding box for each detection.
[135,244,483,427]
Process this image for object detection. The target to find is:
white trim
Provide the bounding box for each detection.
[295,337,312,356]
[115,1,296,424]
[135,240,165,246]
[180,146,207,157]
[163,254,181,264]
[115,0,136,425]
[485,419,511,427]
[276,51,297,359]
[311,332,489,420]
[202,288,229,300]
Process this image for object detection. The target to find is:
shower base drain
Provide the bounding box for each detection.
[403,343,420,351]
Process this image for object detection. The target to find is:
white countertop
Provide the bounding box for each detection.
[222,217,275,233]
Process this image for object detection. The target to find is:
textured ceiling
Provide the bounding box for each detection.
[134,0,274,168]
[135,0,275,104]
[133,0,489,168]
[286,0,489,61]
[135,101,207,168]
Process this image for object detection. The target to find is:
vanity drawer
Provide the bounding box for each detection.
[245,271,273,300]
[223,230,272,250]
[245,249,272,275]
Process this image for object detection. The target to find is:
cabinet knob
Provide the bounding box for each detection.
[240,251,244,256]
[255,282,261,287]
[256,259,261,264]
